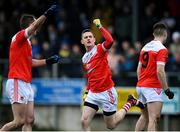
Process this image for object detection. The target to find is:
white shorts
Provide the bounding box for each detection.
[85,87,118,113]
[6,79,34,104]
[136,87,163,104]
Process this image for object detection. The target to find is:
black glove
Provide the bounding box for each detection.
[46,55,60,65]
[44,4,59,17]
[165,89,174,99]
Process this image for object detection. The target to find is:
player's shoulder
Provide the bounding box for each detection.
[11,29,25,41]
[142,40,167,52]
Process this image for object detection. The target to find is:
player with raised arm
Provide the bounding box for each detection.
[0,4,60,131]
[135,23,174,131]
[81,19,144,131]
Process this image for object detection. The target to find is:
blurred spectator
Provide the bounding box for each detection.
[58,44,71,59]
[47,24,58,47]
[168,31,180,71]
[70,44,82,61]
[108,41,122,75]
[120,41,136,72]
[41,41,52,58]
[40,41,52,78]
[31,37,41,77]
[70,44,83,77]
[31,37,41,59]
[134,41,142,53]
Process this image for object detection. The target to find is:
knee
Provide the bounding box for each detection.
[140,115,148,122]
[106,123,116,130]
[26,116,35,125]
[149,115,161,124]
[156,115,161,123]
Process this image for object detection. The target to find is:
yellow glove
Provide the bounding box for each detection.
[93,19,102,28]
[83,91,88,102]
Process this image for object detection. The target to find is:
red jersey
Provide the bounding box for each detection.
[8,29,32,82]
[137,40,168,88]
[82,44,114,93]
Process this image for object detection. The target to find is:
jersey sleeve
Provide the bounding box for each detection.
[97,44,106,56]
[100,27,114,50]
[139,51,143,63]
[15,29,28,44]
[156,49,168,65]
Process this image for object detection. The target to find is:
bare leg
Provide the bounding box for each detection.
[103,109,126,129]
[147,102,162,131]
[0,103,26,131]
[103,95,143,130]
[22,101,34,131]
[81,106,97,131]
[135,106,148,131]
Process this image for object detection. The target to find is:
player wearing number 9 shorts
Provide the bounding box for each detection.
[135,23,174,131]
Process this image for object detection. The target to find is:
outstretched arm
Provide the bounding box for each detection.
[32,55,61,67]
[26,15,46,37]
[26,4,58,37]
[93,19,114,49]
[32,59,46,67]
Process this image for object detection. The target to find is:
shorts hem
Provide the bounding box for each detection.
[84,101,99,111]
[11,101,27,104]
[146,100,163,103]
[103,111,116,116]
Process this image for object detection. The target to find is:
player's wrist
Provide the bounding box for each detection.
[43,11,50,17]
[93,19,102,29]
[46,55,60,65]
[43,4,59,18]
[164,88,174,99]
[97,24,102,29]
[164,88,170,93]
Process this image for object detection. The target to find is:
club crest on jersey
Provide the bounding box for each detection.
[86,64,91,69]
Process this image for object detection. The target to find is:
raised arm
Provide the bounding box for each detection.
[26,4,59,37]
[93,19,114,49]
[26,15,46,37]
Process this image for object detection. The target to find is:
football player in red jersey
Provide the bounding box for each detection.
[81,19,144,131]
[135,23,174,131]
[0,4,60,131]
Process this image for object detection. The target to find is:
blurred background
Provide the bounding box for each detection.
[0,0,180,131]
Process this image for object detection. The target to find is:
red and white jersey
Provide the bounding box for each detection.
[82,44,114,93]
[8,29,32,83]
[137,40,168,88]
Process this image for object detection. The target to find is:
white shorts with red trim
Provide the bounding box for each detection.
[136,87,163,104]
[85,87,118,112]
[6,79,34,104]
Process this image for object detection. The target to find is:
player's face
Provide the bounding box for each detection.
[81,32,96,47]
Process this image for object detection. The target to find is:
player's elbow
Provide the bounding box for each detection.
[109,37,114,44]
[157,68,164,76]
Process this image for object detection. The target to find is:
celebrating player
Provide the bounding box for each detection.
[81,19,144,131]
[135,23,174,131]
[0,4,60,131]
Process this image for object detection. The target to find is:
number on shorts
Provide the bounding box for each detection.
[142,52,149,68]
